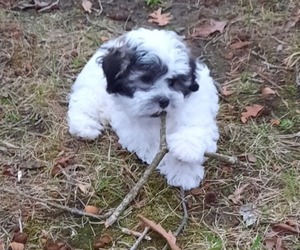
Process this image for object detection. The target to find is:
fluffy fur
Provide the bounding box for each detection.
[67,28,219,190]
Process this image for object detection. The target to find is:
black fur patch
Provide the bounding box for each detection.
[100,47,168,97]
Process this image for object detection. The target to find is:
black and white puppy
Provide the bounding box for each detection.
[68,28,219,190]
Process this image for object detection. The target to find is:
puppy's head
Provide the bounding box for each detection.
[100,28,199,117]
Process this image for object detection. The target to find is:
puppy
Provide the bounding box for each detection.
[67,28,219,190]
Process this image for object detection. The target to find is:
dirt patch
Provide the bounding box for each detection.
[1,0,300,249]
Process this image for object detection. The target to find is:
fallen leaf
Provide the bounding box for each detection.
[93,234,112,249]
[191,19,228,38]
[100,36,109,42]
[264,237,286,250]
[84,205,100,215]
[148,8,173,27]
[224,51,234,59]
[262,87,276,96]
[8,242,24,250]
[44,240,72,250]
[228,183,249,204]
[247,154,257,163]
[221,86,234,96]
[137,214,181,250]
[190,187,203,196]
[230,41,252,50]
[77,183,91,194]
[241,104,264,123]
[99,234,112,244]
[273,220,300,234]
[12,232,28,244]
[56,156,75,168]
[270,119,280,126]
[51,156,75,177]
[81,0,92,13]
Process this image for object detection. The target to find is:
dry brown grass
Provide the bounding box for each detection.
[1,1,300,249]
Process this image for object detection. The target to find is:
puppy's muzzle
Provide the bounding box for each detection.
[158,97,170,109]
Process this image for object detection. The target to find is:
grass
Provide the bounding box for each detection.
[0,0,300,249]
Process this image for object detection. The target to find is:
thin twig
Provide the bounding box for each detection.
[38,0,60,13]
[96,0,103,16]
[105,112,168,227]
[122,227,151,240]
[130,227,151,250]
[251,51,290,71]
[162,187,189,250]
[296,61,300,89]
[1,188,112,220]
[204,152,248,168]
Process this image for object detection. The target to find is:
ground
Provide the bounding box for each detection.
[0,0,300,249]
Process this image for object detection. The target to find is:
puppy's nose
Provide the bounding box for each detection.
[158,97,170,108]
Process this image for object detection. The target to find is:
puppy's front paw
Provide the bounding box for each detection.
[168,133,205,163]
[158,156,205,190]
[68,114,103,140]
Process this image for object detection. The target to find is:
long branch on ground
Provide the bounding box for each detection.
[105,112,169,227]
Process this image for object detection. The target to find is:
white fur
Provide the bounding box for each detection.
[67,28,219,190]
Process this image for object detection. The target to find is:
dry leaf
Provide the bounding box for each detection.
[77,183,91,194]
[44,240,71,250]
[191,19,228,38]
[230,41,252,50]
[12,232,28,244]
[262,87,276,96]
[222,86,234,96]
[99,234,112,244]
[148,8,173,27]
[228,183,249,204]
[56,156,75,168]
[241,104,264,123]
[190,187,203,196]
[81,0,92,13]
[270,119,280,126]
[247,154,257,163]
[273,220,300,234]
[93,234,112,249]
[137,214,181,250]
[8,242,24,250]
[264,237,286,250]
[84,205,100,215]
[100,36,109,42]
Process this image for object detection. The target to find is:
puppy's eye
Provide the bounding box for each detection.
[140,74,153,83]
[167,78,178,87]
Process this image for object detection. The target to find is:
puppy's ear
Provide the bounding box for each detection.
[101,47,133,95]
[189,58,199,92]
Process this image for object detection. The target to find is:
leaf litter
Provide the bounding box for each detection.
[81,0,92,13]
[148,8,173,27]
[137,214,181,250]
[241,104,264,123]
[191,19,228,38]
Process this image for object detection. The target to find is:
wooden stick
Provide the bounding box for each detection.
[162,187,188,250]
[1,188,112,220]
[130,227,151,250]
[204,152,248,167]
[105,112,168,227]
